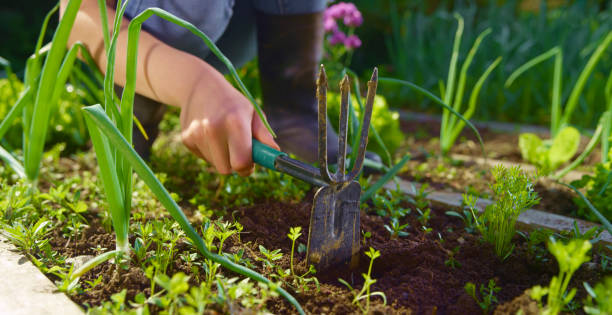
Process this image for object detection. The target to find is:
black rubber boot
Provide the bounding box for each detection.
[255,11,344,164]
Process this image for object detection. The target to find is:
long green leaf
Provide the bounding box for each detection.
[25,0,83,181]
[361,154,411,202]
[447,28,492,135]
[448,57,502,146]
[563,183,612,235]
[0,145,25,178]
[440,14,464,145]
[378,77,486,158]
[81,104,304,315]
[505,47,560,88]
[561,31,612,128]
[553,120,603,180]
[0,87,31,141]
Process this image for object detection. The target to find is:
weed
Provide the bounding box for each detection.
[530,238,592,315]
[2,217,51,257]
[257,245,283,271]
[384,218,409,238]
[465,165,539,259]
[288,226,302,276]
[445,246,462,269]
[464,279,501,315]
[339,247,387,314]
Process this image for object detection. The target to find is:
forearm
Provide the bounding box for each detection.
[60,0,226,109]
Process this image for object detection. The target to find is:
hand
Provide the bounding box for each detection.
[180,76,279,176]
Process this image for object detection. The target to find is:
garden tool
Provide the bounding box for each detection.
[252,65,378,271]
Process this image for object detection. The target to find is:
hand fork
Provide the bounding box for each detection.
[252,65,378,270]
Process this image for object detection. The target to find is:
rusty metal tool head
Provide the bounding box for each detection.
[306,65,378,270]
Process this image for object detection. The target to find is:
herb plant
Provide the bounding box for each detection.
[530,238,592,315]
[584,277,612,314]
[572,161,612,221]
[464,279,501,315]
[465,165,539,259]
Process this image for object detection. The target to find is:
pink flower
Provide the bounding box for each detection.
[323,17,338,32]
[328,30,347,46]
[344,34,362,49]
[344,10,363,27]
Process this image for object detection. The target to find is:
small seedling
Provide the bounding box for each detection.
[257,245,283,270]
[530,238,592,315]
[445,246,462,269]
[464,279,501,315]
[384,217,409,238]
[339,247,387,314]
[287,226,302,276]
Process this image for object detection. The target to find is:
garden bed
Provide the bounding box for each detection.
[13,149,607,314]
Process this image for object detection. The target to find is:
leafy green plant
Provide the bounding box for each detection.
[257,245,283,270]
[571,161,612,221]
[507,31,612,174]
[465,165,540,259]
[530,238,592,315]
[2,217,51,257]
[0,1,106,183]
[54,250,119,295]
[437,14,501,155]
[77,2,304,311]
[464,279,501,315]
[519,126,580,174]
[339,247,387,314]
[583,277,612,314]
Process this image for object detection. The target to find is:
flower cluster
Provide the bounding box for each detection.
[324,2,363,50]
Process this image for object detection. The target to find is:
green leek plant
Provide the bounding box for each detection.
[506,31,612,175]
[0,0,109,185]
[438,14,501,155]
[82,1,302,312]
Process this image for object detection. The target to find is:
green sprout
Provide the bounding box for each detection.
[530,238,592,315]
[339,247,387,314]
[287,226,302,277]
[464,279,501,315]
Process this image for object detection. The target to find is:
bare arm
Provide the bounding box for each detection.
[60,0,279,175]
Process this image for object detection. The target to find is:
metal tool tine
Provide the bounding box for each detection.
[347,68,378,181]
[316,65,334,183]
[336,75,350,181]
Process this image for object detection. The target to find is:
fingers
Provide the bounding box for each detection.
[252,114,280,151]
[226,110,255,177]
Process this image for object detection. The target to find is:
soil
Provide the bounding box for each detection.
[399,119,602,166]
[396,119,598,219]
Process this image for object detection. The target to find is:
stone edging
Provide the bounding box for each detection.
[0,236,83,315]
[385,178,612,250]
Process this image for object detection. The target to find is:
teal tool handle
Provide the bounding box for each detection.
[252,139,286,171]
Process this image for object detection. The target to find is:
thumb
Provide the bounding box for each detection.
[252,114,280,151]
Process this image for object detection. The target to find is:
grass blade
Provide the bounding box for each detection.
[505,47,560,88]
[81,104,304,315]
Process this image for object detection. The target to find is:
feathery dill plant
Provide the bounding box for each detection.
[466,165,539,259]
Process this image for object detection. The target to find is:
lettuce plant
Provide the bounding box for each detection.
[519,126,580,174]
[530,238,592,315]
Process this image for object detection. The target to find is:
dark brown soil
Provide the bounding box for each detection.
[43,189,606,314]
[234,193,605,315]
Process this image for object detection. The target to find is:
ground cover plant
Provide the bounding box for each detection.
[0,0,611,314]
